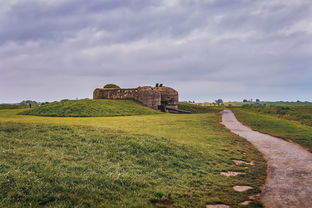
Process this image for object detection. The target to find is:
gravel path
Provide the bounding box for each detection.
[221,110,312,208]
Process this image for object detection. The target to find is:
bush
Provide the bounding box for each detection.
[103,84,121,89]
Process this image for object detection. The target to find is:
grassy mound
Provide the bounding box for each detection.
[19,99,160,117]
[0,104,28,110]
[178,103,221,113]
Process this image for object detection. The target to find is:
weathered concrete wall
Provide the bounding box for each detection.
[93,86,178,111]
[136,87,161,110]
[93,88,139,100]
[157,87,179,109]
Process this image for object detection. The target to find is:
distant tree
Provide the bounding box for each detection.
[256,99,260,102]
[155,83,159,87]
[297,100,301,102]
[243,99,248,102]
[20,100,40,106]
[103,84,121,89]
[215,99,223,106]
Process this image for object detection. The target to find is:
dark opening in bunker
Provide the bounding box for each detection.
[159,101,168,112]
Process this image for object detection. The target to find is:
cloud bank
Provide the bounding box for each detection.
[1,0,311,102]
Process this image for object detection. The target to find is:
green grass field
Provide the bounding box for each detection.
[259,102,312,106]
[233,107,312,152]
[239,106,312,126]
[19,99,161,117]
[0,108,266,208]
[196,102,312,107]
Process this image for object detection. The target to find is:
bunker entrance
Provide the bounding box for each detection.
[159,101,168,112]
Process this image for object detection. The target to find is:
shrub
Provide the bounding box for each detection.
[103,84,121,89]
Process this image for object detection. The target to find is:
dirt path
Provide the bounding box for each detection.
[221,110,312,208]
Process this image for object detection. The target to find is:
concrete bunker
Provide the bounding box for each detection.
[93,86,188,113]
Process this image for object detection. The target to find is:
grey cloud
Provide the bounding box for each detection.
[0,0,311,103]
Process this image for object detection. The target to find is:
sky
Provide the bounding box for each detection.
[0,0,311,103]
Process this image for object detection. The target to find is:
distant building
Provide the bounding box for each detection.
[93,86,183,112]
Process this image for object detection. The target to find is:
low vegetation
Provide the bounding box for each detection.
[198,101,312,107]
[19,99,160,117]
[240,106,312,126]
[178,103,222,113]
[233,108,312,152]
[258,102,312,106]
[0,104,28,110]
[0,109,266,207]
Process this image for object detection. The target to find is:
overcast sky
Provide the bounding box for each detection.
[0,0,311,103]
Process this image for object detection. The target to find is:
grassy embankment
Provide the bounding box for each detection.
[0,104,28,110]
[0,101,266,207]
[21,100,222,117]
[233,106,312,152]
[19,99,160,117]
[178,102,223,113]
